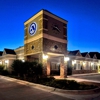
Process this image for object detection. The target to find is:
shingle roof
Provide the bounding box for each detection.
[0,51,3,56]
[4,48,16,55]
[89,52,100,59]
[68,50,79,56]
[81,52,88,57]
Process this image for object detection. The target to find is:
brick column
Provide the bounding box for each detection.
[60,57,67,78]
[47,60,50,76]
[39,53,47,77]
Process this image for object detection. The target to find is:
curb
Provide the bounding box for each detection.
[1,75,100,95]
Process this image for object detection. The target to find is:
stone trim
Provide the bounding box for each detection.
[24,10,43,25]
[24,33,67,44]
[43,33,67,44]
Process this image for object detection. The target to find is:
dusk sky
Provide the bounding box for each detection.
[0,0,100,52]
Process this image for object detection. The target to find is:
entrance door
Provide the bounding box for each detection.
[50,62,60,75]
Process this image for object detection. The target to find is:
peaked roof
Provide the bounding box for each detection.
[89,52,97,58]
[4,48,16,55]
[89,52,100,59]
[81,52,88,57]
[68,50,80,56]
[0,51,3,56]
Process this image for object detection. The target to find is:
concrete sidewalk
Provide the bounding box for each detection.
[54,73,100,83]
[69,73,100,77]
[67,73,100,83]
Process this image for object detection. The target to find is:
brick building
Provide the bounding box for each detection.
[0,10,100,78]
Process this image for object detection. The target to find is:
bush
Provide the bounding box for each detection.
[11,60,43,81]
[0,65,4,72]
[11,60,23,76]
[38,76,55,84]
[1,70,9,76]
[37,78,97,90]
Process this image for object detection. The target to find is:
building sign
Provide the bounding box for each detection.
[29,22,37,36]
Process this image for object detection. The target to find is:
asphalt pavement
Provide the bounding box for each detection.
[1,75,100,100]
[0,76,72,100]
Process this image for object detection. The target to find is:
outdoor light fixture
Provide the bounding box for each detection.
[83,62,85,65]
[91,62,94,66]
[43,54,48,59]
[64,57,70,61]
[5,60,9,64]
[22,59,25,62]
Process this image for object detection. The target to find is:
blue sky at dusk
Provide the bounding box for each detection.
[0,0,100,52]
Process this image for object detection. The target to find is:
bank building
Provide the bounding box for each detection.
[0,9,100,78]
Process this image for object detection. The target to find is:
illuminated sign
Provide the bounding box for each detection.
[29,22,37,36]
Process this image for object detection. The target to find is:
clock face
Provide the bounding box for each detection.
[29,22,37,36]
[52,23,61,34]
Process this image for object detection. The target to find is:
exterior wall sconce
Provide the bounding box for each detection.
[83,62,86,65]
[64,57,70,62]
[5,60,9,64]
[91,62,94,66]
[43,54,48,60]
[22,59,25,62]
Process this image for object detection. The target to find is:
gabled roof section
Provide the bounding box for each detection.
[0,51,3,56]
[93,54,97,59]
[68,50,82,56]
[81,52,90,58]
[4,48,16,55]
[89,52,97,59]
[89,52,100,59]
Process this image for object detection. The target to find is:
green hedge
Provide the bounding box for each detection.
[38,78,98,90]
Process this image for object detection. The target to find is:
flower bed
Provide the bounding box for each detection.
[36,77,98,90]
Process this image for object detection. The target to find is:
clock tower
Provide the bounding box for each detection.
[24,9,68,78]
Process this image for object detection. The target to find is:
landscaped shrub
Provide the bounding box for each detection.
[37,78,98,90]
[10,60,98,90]
[1,70,9,76]
[24,61,43,82]
[66,80,79,90]
[38,76,55,84]
[11,60,43,81]
[11,60,23,77]
[0,65,4,73]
